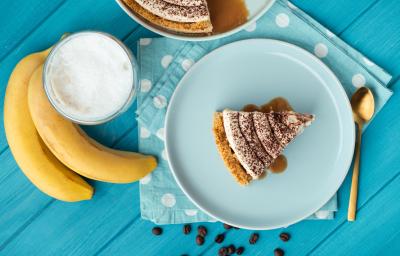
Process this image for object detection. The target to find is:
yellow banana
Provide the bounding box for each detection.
[28,66,157,183]
[4,50,93,202]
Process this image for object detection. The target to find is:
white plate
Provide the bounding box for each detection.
[165,39,355,229]
[115,0,276,41]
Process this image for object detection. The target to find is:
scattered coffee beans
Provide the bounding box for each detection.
[279,232,290,242]
[218,247,227,256]
[198,225,207,237]
[274,248,284,256]
[152,227,162,236]
[215,234,225,244]
[227,244,236,254]
[236,246,245,255]
[196,235,205,246]
[249,233,259,244]
[183,224,191,235]
[223,223,232,230]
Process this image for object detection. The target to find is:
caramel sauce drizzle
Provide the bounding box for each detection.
[207,0,249,33]
[242,97,292,174]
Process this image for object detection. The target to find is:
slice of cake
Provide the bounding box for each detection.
[213,109,315,185]
[121,0,213,33]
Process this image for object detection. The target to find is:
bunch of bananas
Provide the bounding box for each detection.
[4,47,157,202]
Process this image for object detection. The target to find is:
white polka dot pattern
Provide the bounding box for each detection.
[181,59,194,71]
[325,29,335,38]
[140,173,152,184]
[161,193,176,207]
[352,74,366,88]
[161,55,173,68]
[156,128,165,141]
[314,43,328,58]
[315,210,330,219]
[245,22,257,32]
[140,127,150,138]
[287,2,298,9]
[140,79,152,92]
[184,209,198,216]
[161,149,168,160]
[153,95,167,109]
[363,57,374,66]
[275,13,290,28]
[140,38,152,46]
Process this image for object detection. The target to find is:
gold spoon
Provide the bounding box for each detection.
[348,87,375,221]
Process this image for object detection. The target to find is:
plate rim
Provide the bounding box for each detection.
[115,0,276,41]
[165,39,355,229]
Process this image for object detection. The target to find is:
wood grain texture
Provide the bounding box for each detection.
[291,0,379,34]
[0,0,65,60]
[312,173,400,255]
[1,0,400,255]
[340,0,400,79]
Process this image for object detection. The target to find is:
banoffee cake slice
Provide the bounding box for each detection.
[213,109,314,185]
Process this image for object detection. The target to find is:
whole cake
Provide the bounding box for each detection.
[121,0,213,33]
[213,109,315,185]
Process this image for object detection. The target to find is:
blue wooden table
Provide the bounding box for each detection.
[1,0,399,255]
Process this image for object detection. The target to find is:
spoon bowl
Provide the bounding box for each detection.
[351,87,375,124]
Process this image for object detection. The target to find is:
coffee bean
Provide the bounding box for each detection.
[218,247,227,256]
[196,235,204,246]
[227,244,236,254]
[183,224,191,235]
[279,232,290,242]
[236,246,245,255]
[152,227,162,236]
[249,233,259,244]
[223,223,232,230]
[233,227,240,230]
[274,248,284,256]
[198,225,207,237]
[214,234,225,244]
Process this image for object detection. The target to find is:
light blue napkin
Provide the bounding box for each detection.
[136,0,393,224]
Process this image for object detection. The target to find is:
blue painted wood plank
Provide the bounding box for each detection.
[1,183,140,255]
[0,0,140,150]
[0,0,65,60]
[340,0,400,79]
[0,151,54,246]
[0,129,140,255]
[291,0,379,34]
[311,174,400,255]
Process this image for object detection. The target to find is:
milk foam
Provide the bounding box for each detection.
[46,33,133,122]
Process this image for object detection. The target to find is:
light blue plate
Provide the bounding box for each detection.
[165,39,355,230]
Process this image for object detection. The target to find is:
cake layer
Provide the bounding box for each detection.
[164,0,204,7]
[221,110,314,181]
[122,0,213,33]
[253,112,283,159]
[238,112,273,166]
[135,0,209,23]
[268,112,314,146]
[213,113,252,185]
[223,110,265,179]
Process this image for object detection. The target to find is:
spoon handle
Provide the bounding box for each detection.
[348,122,362,221]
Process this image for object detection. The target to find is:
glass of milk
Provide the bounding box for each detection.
[43,31,138,125]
